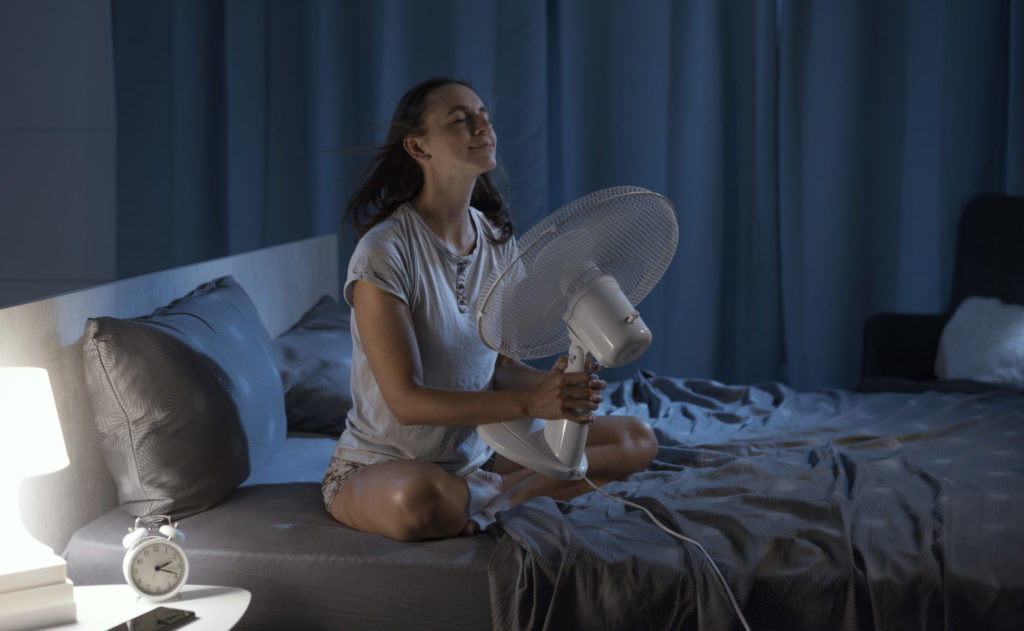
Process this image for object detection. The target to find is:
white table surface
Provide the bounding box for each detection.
[47,584,251,630]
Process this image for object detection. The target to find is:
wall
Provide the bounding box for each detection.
[0,0,116,309]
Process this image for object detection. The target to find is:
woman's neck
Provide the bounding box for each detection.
[412,177,477,255]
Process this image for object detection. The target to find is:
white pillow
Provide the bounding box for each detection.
[935,296,1024,387]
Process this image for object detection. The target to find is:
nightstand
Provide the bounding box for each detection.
[47,584,250,630]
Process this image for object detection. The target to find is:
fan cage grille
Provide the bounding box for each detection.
[477,186,678,360]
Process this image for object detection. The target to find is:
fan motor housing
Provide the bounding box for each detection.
[564,275,652,367]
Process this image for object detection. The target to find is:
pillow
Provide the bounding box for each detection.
[82,276,286,518]
[273,295,353,436]
[935,295,1024,388]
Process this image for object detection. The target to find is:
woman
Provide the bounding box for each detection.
[323,76,658,541]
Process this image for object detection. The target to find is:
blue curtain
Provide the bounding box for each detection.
[778,0,1023,389]
[112,0,1022,390]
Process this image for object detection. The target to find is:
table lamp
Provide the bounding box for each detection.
[0,367,77,629]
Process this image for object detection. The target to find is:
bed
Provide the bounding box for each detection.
[8,194,1023,630]
[483,193,1024,630]
[489,374,1024,629]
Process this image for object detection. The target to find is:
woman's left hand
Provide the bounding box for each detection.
[585,357,606,391]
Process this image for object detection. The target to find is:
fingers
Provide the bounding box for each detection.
[565,372,605,392]
[551,356,605,388]
[532,356,606,424]
[562,400,597,424]
[564,384,602,403]
[560,376,603,424]
[549,355,569,374]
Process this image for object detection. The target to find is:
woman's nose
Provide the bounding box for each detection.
[473,116,491,135]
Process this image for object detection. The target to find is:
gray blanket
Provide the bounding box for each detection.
[488,373,1024,630]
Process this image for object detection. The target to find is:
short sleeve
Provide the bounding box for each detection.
[344,229,412,308]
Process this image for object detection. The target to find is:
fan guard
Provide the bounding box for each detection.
[477,186,678,361]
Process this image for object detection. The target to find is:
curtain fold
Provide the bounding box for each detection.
[778,0,1022,389]
[1007,0,1024,194]
[112,0,1021,390]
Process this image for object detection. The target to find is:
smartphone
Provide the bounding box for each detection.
[105,606,197,631]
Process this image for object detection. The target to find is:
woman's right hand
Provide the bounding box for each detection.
[522,356,606,424]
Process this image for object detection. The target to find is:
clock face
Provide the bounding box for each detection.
[125,539,189,599]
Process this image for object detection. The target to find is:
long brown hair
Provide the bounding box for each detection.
[343,77,513,243]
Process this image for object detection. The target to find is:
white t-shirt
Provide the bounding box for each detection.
[334,203,516,475]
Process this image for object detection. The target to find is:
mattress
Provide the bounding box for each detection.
[64,439,497,631]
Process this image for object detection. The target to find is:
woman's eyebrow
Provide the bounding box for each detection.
[446,105,488,116]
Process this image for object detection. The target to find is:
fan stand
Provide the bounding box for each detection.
[479,274,654,480]
[478,338,591,481]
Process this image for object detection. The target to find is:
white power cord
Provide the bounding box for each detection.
[582,475,753,631]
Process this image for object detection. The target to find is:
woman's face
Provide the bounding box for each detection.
[407,83,497,178]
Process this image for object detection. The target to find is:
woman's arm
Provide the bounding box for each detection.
[353,279,602,427]
[493,355,546,391]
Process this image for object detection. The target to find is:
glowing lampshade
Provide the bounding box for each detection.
[0,368,76,630]
[0,367,69,478]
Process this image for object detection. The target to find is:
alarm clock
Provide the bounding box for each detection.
[121,515,189,601]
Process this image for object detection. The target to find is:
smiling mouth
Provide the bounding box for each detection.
[469,142,494,150]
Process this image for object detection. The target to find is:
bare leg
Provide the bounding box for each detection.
[327,415,657,541]
[328,459,474,541]
[494,415,658,506]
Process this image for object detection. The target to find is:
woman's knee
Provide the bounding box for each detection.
[385,467,469,541]
[330,461,470,541]
[617,416,659,472]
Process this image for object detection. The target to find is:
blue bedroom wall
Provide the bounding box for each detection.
[0,0,116,310]
[82,1,1024,389]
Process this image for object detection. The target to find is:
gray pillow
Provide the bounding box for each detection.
[273,295,353,436]
[82,276,286,518]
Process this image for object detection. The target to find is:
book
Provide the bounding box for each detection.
[0,601,77,631]
[0,578,74,618]
[0,552,67,594]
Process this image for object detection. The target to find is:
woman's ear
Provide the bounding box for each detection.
[403,136,431,161]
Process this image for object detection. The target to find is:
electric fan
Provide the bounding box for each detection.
[476,185,678,479]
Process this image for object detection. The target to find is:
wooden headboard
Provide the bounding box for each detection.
[0,235,339,553]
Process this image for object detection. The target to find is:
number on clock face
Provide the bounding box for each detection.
[131,542,185,595]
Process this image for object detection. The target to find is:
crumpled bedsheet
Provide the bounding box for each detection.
[488,373,1024,630]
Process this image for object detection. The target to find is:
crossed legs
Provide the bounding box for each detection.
[327,415,658,541]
